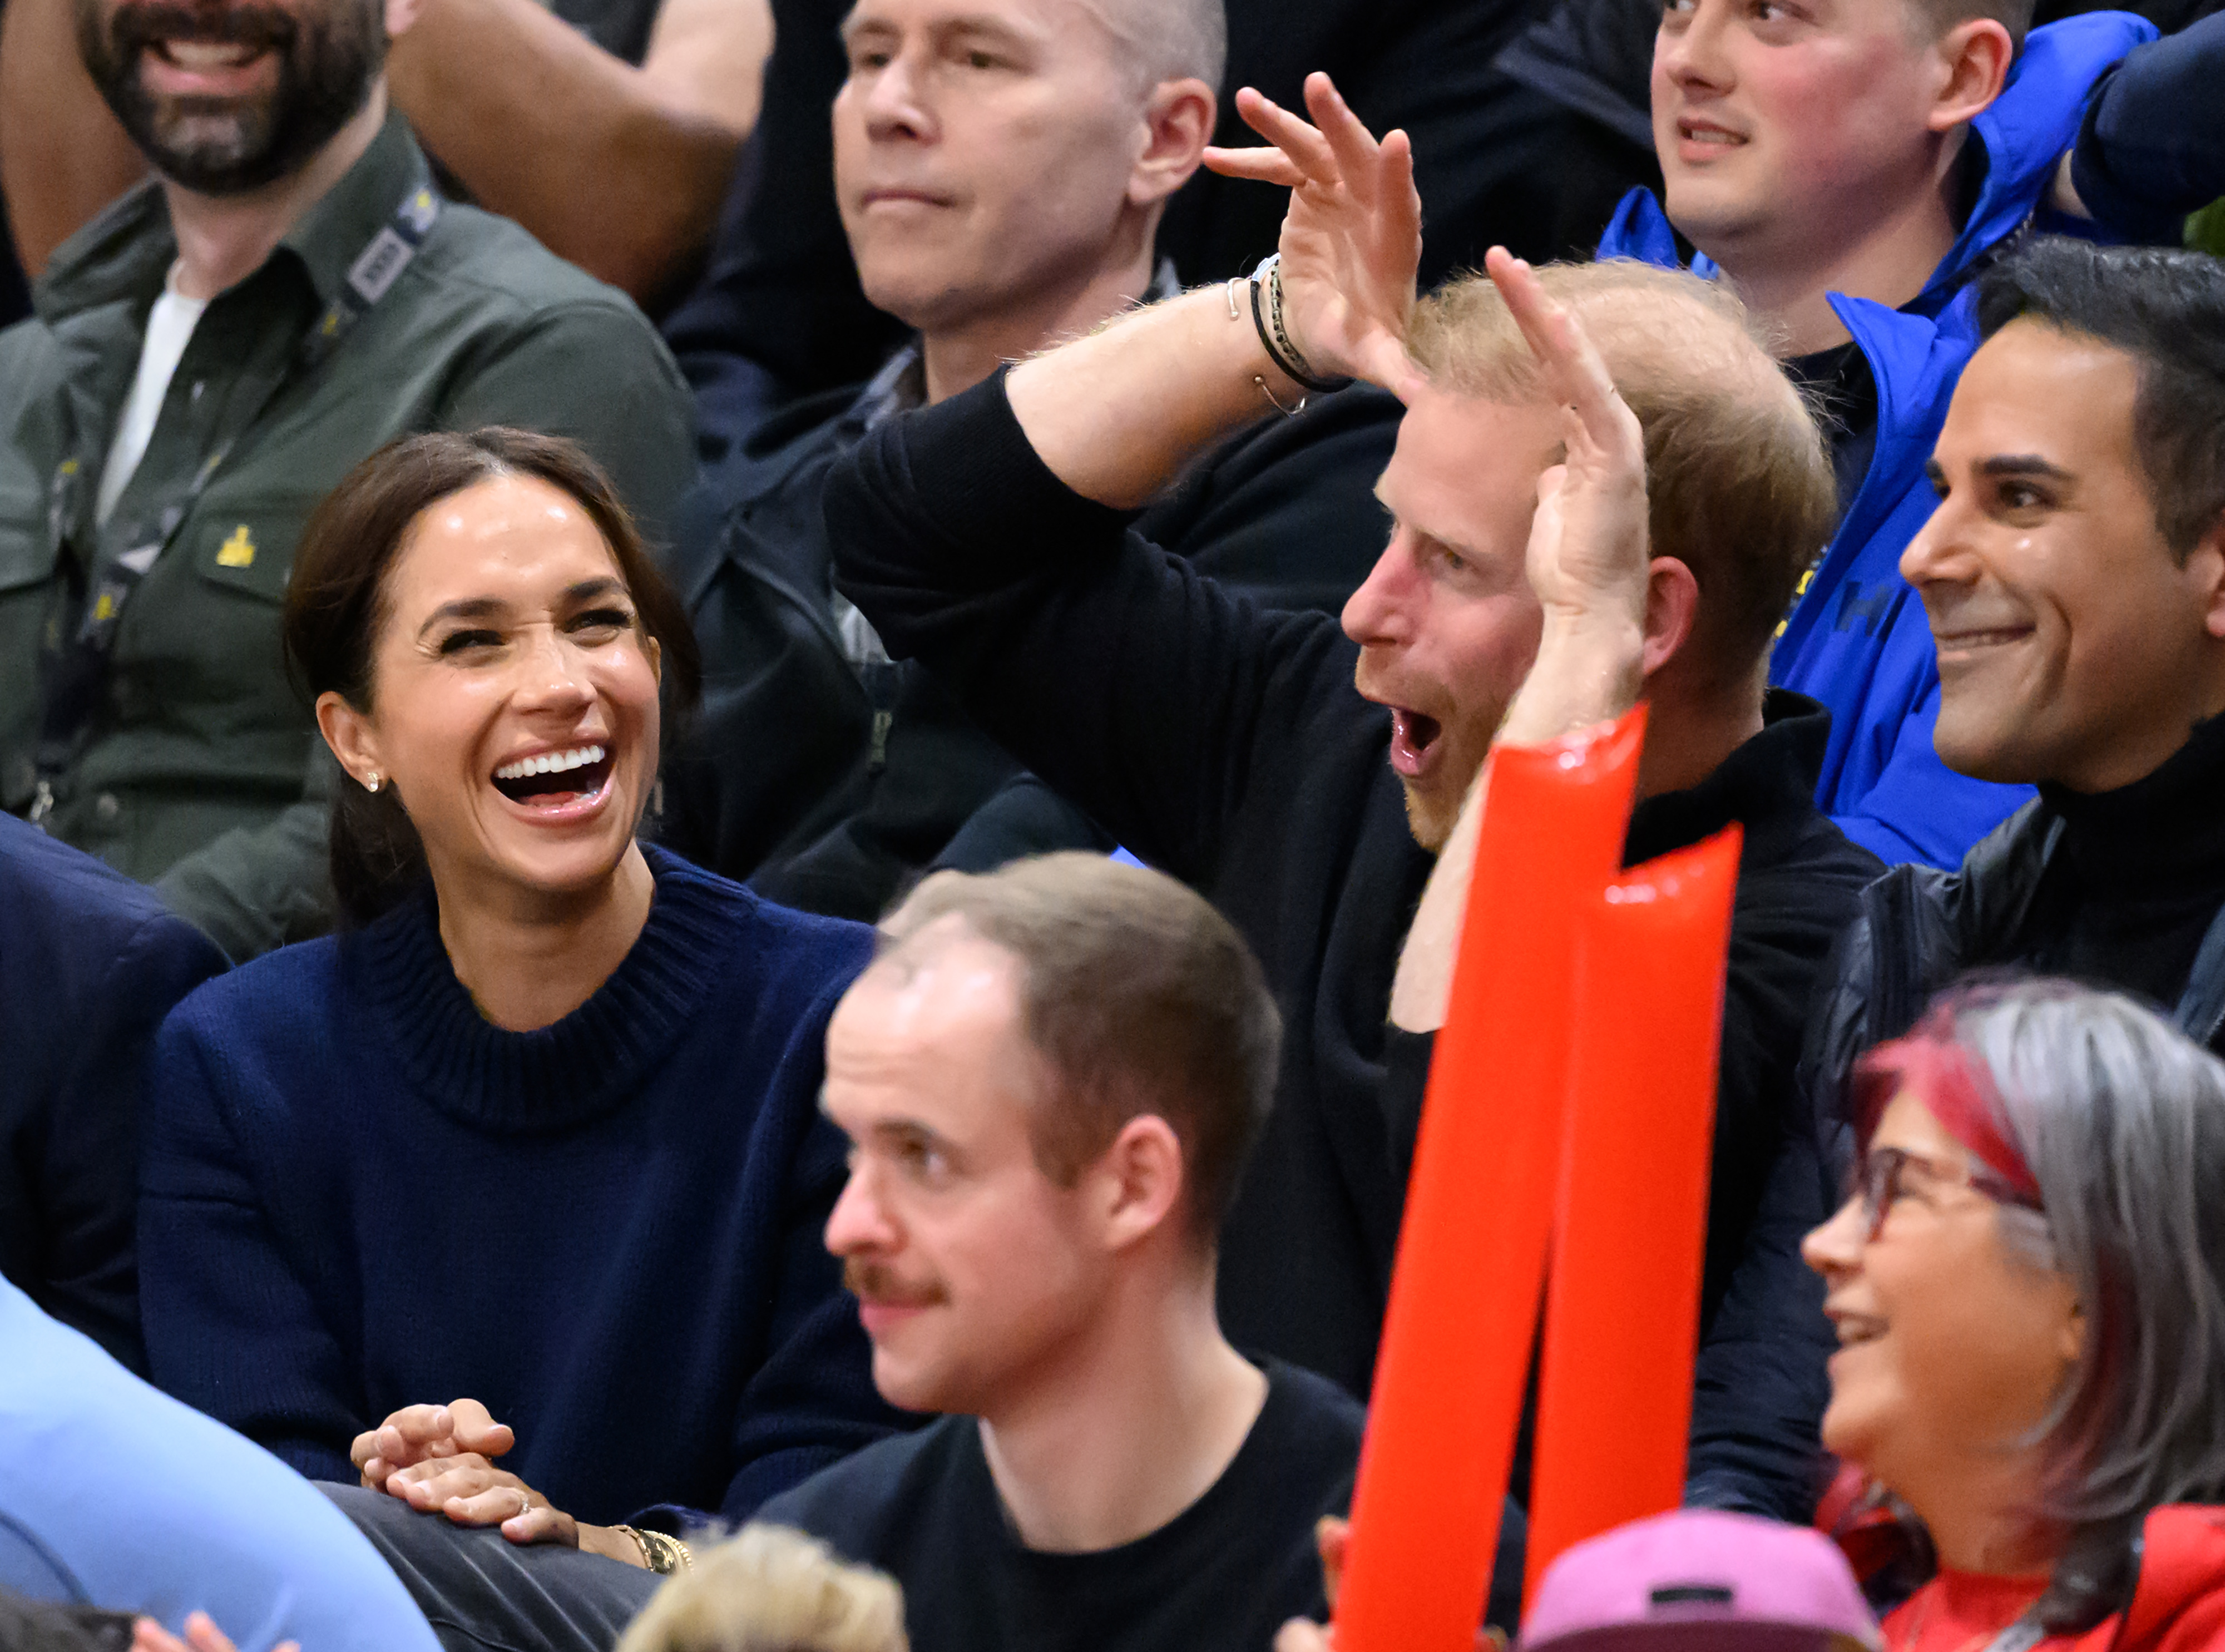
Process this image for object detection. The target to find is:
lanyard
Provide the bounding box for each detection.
[29,179,443,820]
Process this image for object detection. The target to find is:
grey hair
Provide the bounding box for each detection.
[1933,978,2225,1631]
[1074,0,1226,95]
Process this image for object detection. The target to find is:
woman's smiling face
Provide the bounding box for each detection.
[318,471,664,905]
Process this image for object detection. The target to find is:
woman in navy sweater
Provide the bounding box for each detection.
[139,429,896,1570]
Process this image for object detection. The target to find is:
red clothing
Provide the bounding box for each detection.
[1883,1508,2225,1652]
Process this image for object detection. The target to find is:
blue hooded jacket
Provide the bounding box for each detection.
[1598,11,2156,868]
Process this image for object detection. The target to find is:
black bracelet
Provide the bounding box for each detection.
[1248,256,1352,395]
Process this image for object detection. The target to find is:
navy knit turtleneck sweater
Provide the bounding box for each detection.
[140,847,901,1529]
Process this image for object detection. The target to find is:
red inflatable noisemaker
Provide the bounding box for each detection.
[1332,704,1742,1651]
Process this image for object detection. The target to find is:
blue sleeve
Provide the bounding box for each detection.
[1682,1132,1836,1522]
[137,1010,361,1484]
[1827,677,2031,870]
[2070,10,2225,245]
[0,1515,82,1601]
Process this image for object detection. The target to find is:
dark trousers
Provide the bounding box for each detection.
[318,1485,661,1652]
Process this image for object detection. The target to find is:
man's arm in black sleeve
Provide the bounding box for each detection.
[2069,10,2225,243]
[828,372,1359,883]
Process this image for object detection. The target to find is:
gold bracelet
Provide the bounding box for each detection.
[614,1524,694,1574]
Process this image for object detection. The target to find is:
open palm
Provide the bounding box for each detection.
[1204,73,1427,402]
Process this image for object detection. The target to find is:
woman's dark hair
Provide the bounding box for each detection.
[283,428,701,925]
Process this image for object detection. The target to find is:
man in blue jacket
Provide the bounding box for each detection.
[0,812,223,1371]
[1599,0,2225,866]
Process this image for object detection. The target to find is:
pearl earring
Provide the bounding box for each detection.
[365,771,382,793]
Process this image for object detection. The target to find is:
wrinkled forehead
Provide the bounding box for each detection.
[1377,388,1561,543]
[839,0,1114,55]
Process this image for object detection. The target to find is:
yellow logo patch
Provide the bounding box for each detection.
[216,525,256,568]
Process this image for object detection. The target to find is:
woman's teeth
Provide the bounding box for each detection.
[493,744,605,782]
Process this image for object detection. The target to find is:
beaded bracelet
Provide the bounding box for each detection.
[1248,254,1353,395]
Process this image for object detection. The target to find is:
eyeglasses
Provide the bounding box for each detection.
[1851,1143,2047,1244]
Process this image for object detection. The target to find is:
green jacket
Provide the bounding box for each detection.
[0,113,695,961]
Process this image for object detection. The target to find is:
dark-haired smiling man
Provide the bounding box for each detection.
[1807,237,2225,1115]
[0,0,690,959]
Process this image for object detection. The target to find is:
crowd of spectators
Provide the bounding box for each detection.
[4,0,2225,1647]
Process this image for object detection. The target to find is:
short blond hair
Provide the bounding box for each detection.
[1406,260,1836,695]
[614,1525,908,1652]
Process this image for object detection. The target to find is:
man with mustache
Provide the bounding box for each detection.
[751,853,1392,1652]
[0,0,693,961]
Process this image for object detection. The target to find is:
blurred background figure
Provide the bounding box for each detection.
[615,1525,907,1652]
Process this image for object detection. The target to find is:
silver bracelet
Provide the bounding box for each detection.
[1248,254,1351,394]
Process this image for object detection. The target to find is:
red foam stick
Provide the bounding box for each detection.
[1334,708,1645,1652]
[1525,825,1743,1592]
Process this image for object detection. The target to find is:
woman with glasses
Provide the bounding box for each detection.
[1803,977,2225,1652]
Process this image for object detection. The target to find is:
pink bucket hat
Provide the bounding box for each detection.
[1517,1510,1882,1652]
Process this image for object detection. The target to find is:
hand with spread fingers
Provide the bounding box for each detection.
[132,1612,295,1652]
[1484,246,1651,639]
[350,1396,517,1490]
[1204,71,1428,403]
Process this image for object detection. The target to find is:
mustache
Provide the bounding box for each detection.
[108,1,295,53]
[843,1257,948,1309]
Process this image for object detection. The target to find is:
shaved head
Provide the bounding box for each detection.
[1073,0,1225,94]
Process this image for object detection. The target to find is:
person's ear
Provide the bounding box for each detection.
[1639,556,1700,679]
[1092,1114,1187,1249]
[385,0,425,39]
[316,689,387,794]
[1926,17,2014,135]
[2191,517,2225,642]
[1129,77,1216,209]
[645,631,663,686]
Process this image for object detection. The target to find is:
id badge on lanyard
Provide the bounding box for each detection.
[28,180,443,823]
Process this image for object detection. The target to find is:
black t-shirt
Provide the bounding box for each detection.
[756,1360,1364,1652]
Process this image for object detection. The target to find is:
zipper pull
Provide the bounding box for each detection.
[28,779,53,825]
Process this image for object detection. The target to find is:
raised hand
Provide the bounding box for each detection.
[352,1396,516,1491]
[1204,72,1427,402]
[1484,246,1650,633]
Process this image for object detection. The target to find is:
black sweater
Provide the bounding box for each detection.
[826,375,1881,1516]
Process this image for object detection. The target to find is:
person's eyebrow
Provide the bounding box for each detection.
[871,1118,948,1153]
[1976,453,2076,484]
[416,596,510,640]
[563,577,629,606]
[838,8,894,46]
[936,13,1034,45]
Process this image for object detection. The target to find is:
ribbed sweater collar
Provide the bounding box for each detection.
[2038,711,2225,899]
[347,845,738,1135]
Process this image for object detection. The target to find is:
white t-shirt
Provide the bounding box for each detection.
[95,266,209,527]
